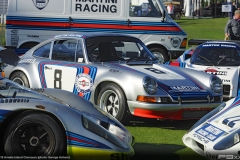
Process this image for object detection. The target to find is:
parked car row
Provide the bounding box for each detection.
[0,34,239,159]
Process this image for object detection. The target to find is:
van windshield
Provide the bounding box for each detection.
[130,0,162,17]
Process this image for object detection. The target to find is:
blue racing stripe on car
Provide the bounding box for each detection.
[66,131,111,149]
[208,97,240,122]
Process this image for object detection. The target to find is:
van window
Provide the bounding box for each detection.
[33,42,51,58]
[130,0,162,17]
[51,40,78,62]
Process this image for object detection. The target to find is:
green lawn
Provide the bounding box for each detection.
[175,17,230,48]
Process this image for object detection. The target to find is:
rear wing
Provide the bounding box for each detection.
[188,39,240,46]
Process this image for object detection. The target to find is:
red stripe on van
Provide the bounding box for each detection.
[7,20,181,31]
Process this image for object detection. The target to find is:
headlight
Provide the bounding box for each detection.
[214,130,240,150]
[82,114,129,149]
[143,76,157,94]
[210,76,222,93]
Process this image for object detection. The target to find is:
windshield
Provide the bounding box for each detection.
[190,44,240,66]
[86,36,158,64]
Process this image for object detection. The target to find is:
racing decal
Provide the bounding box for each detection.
[38,61,97,100]
[204,68,227,76]
[222,79,230,83]
[164,61,186,68]
[170,37,181,48]
[162,65,204,90]
[194,124,225,142]
[74,73,93,96]
[74,0,118,14]
[208,97,240,122]
[66,131,111,149]
[10,29,19,46]
[202,43,236,48]
[32,0,49,10]
[145,68,166,74]
[170,86,201,91]
[19,59,36,64]
[222,115,240,128]
[6,16,186,35]
[193,133,210,144]
[109,69,122,74]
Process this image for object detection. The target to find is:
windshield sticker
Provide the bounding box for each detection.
[204,69,227,76]
[74,73,93,95]
[195,124,225,142]
[32,0,49,10]
[145,68,166,74]
[19,59,36,64]
[202,43,236,48]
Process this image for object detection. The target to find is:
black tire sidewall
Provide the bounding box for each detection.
[4,112,66,156]
[97,83,130,124]
[10,72,30,88]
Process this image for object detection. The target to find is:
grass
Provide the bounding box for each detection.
[175,17,230,48]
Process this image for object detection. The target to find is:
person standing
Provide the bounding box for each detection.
[225,10,240,40]
[231,2,237,18]
[167,2,174,18]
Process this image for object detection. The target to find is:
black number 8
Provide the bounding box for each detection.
[54,69,62,89]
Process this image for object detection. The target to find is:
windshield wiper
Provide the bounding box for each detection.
[196,55,215,66]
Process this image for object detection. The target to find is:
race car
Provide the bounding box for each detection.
[182,97,240,160]
[0,33,223,124]
[165,39,240,100]
[0,76,135,158]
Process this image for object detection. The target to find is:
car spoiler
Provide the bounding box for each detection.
[0,48,20,66]
[188,39,240,46]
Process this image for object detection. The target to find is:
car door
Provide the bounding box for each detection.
[39,38,94,99]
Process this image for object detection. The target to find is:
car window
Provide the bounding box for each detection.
[129,0,162,17]
[33,42,51,58]
[51,39,78,62]
[191,45,240,66]
[86,36,156,63]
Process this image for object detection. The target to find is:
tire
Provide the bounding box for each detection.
[97,83,131,124]
[174,12,181,20]
[4,112,66,156]
[19,42,39,49]
[10,71,30,88]
[149,47,168,63]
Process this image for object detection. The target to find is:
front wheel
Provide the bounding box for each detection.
[174,12,181,20]
[149,47,168,63]
[97,83,131,124]
[4,112,66,156]
[10,71,30,88]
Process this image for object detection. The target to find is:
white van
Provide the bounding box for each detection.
[5,0,187,62]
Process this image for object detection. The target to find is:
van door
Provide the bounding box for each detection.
[6,0,70,48]
[68,0,125,34]
[126,0,187,63]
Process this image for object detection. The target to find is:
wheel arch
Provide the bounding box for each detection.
[18,41,40,49]
[0,109,67,155]
[9,69,32,88]
[93,81,126,105]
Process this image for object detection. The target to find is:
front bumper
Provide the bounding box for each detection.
[127,100,223,120]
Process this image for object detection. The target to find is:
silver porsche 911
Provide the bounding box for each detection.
[0,76,134,158]
[1,33,223,124]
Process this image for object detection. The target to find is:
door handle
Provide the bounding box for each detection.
[44,66,52,70]
[127,19,131,27]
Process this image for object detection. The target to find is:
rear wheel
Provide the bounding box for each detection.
[4,112,66,156]
[97,83,131,124]
[174,12,181,20]
[149,47,168,63]
[10,71,30,88]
